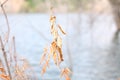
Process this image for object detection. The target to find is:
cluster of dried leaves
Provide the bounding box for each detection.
[40,7,71,80]
[0,35,35,80]
[0,0,71,80]
[0,59,10,80]
[0,0,36,80]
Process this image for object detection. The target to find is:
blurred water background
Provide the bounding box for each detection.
[0,13,120,80]
[0,0,120,80]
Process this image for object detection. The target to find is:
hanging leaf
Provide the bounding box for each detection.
[57,36,62,48]
[50,16,56,24]
[41,63,47,75]
[58,24,66,35]
[40,48,48,65]
[51,41,57,53]
[51,24,54,34]
[60,68,71,80]
[57,47,64,62]
[53,52,57,65]
[40,6,71,80]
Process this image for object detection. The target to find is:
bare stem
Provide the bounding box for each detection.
[0,36,12,80]
[13,36,17,66]
[0,0,10,43]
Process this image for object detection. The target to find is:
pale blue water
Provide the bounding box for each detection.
[0,13,120,80]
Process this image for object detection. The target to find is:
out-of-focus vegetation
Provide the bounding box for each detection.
[21,0,111,13]
[0,0,71,80]
[0,0,110,13]
[19,0,100,13]
[21,0,46,12]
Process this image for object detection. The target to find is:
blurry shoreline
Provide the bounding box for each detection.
[0,0,111,14]
[0,12,112,16]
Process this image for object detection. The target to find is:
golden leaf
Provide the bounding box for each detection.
[50,16,56,24]
[41,64,47,75]
[53,29,58,40]
[40,47,51,75]
[57,36,62,48]
[53,53,57,65]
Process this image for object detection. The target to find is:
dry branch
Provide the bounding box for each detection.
[0,0,10,43]
[0,36,12,80]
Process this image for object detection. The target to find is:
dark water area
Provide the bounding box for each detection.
[0,13,120,80]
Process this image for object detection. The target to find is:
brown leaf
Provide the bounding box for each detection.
[50,16,56,24]
[57,47,64,62]
[58,24,66,35]
[51,24,54,31]
[0,67,5,73]
[51,41,57,53]
[0,74,10,80]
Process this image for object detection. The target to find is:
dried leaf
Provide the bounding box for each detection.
[60,68,71,80]
[0,74,10,80]
[57,47,64,62]
[41,64,47,75]
[65,76,71,80]
[40,48,48,65]
[53,29,58,40]
[50,45,53,55]
[53,53,57,64]
[40,8,71,80]
[0,67,5,73]
[45,59,49,68]
[51,24,54,32]
[58,24,66,35]
[57,36,62,48]
[50,16,56,24]
[65,68,72,74]
[51,41,57,53]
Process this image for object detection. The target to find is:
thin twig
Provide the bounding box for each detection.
[0,36,12,80]
[0,59,6,74]
[0,0,10,43]
[0,0,8,6]
[13,36,17,66]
